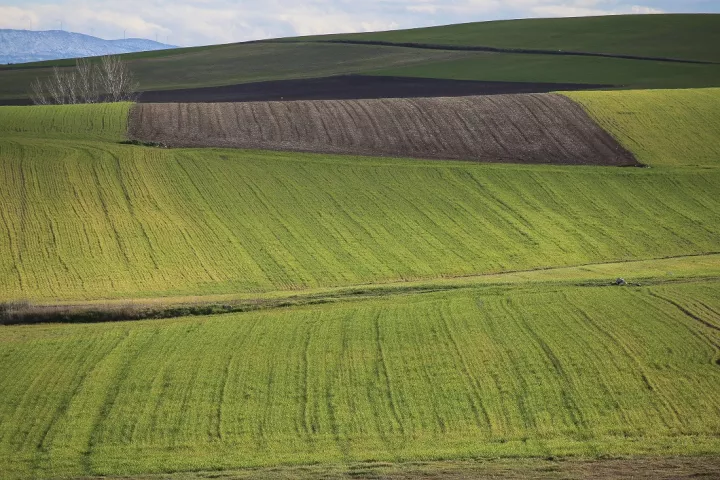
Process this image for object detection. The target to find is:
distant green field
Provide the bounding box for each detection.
[370,54,720,90]
[1,281,718,479]
[314,14,720,63]
[1,14,719,101]
[2,104,720,301]
[564,88,720,167]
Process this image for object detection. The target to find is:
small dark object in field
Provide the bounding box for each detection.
[615,278,627,286]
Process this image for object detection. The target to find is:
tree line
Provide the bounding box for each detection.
[29,56,138,105]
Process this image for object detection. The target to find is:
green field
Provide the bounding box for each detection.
[565,88,720,167]
[370,54,720,90]
[1,281,719,479]
[1,14,719,101]
[2,91,720,301]
[315,14,720,63]
[1,48,720,478]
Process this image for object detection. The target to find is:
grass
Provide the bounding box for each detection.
[0,103,130,141]
[1,15,719,101]
[308,14,720,63]
[563,88,720,167]
[2,109,720,300]
[0,281,718,479]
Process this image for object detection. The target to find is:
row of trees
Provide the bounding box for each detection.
[29,56,138,105]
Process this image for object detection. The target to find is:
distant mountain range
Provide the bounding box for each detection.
[0,29,176,64]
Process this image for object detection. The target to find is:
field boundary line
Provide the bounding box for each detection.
[1,253,719,325]
[269,39,719,65]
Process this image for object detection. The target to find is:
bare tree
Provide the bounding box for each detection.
[28,55,137,105]
[98,55,138,102]
[28,78,49,105]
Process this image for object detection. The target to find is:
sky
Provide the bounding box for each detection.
[0,0,717,46]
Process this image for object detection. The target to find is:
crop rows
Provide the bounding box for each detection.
[129,94,638,165]
[2,137,720,300]
[0,283,719,478]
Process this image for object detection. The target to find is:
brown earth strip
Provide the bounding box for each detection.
[128,93,639,166]
[77,456,720,479]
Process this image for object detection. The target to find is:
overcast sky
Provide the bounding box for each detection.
[0,0,717,46]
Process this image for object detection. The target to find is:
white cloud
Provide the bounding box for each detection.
[0,1,676,47]
[631,5,665,14]
[407,5,438,14]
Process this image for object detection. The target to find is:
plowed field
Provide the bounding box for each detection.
[129,94,638,166]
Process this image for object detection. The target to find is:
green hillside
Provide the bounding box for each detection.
[2,91,720,301]
[370,54,720,90]
[1,282,719,479]
[0,43,470,99]
[1,14,719,101]
[1,57,720,478]
[565,88,720,167]
[316,14,720,63]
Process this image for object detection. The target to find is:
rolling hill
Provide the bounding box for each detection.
[1,89,719,301]
[306,14,720,63]
[0,14,719,102]
[1,13,719,480]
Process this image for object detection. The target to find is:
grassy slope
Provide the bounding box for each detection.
[0,103,129,140]
[1,281,719,479]
[304,15,720,63]
[1,15,719,100]
[564,88,720,167]
[1,88,719,477]
[2,101,720,301]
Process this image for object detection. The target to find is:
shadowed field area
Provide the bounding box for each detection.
[128,94,638,165]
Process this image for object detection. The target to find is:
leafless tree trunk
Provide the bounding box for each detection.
[28,78,49,105]
[75,58,99,104]
[46,67,67,104]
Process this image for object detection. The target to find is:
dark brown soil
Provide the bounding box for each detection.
[129,93,639,166]
[135,75,614,104]
[78,456,720,479]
